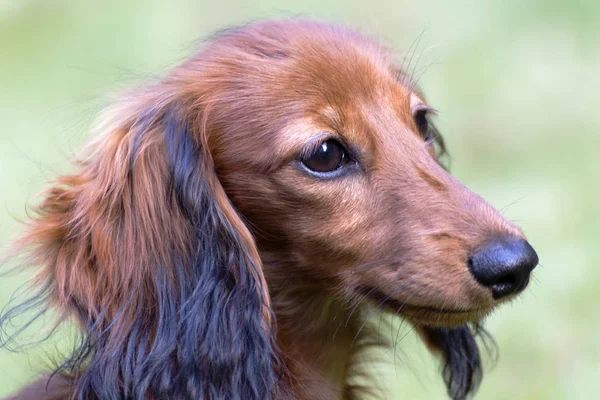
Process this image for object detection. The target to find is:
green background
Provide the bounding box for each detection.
[0,0,598,398]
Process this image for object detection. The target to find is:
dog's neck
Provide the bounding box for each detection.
[263,256,366,400]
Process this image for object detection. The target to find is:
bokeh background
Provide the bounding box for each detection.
[0,0,598,398]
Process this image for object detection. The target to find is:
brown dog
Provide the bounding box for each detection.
[2,19,537,400]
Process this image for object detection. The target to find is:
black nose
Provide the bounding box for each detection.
[468,237,538,299]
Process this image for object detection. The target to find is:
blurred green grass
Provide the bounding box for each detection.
[1,0,598,398]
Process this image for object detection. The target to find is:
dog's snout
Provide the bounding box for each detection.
[468,237,538,299]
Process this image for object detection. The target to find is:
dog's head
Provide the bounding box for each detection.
[198,21,538,323]
[193,20,538,398]
[2,19,537,400]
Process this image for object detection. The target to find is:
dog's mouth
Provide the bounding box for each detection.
[357,286,490,327]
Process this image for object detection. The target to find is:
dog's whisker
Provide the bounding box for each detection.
[401,27,429,86]
[408,42,437,89]
[499,197,525,215]
[409,60,442,92]
[350,286,408,346]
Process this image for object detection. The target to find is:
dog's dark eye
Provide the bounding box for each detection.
[301,139,347,173]
[414,109,430,140]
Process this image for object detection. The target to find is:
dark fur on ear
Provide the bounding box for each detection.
[420,324,487,400]
[157,105,282,399]
[0,93,283,399]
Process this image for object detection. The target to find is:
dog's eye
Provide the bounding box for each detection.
[414,109,430,140]
[301,139,347,173]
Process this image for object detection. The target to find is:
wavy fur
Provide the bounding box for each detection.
[2,19,533,400]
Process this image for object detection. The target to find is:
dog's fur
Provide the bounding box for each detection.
[1,19,532,400]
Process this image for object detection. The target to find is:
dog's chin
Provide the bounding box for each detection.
[399,304,491,327]
[358,286,492,327]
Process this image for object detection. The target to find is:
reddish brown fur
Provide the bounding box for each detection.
[5,19,531,399]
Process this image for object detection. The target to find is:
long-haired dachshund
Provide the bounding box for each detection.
[2,19,538,400]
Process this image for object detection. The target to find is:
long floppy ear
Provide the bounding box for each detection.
[418,324,485,400]
[0,88,281,399]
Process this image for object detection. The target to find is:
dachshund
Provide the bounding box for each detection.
[1,19,538,400]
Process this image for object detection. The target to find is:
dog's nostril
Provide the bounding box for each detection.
[490,275,517,296]
[468,237,538,299]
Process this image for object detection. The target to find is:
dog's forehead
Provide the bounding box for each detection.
[217,19,415,98]
[277,32,413,127]
[202,21,423,170]
[274,59,417,158]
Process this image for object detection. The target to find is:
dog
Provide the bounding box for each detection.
[1,19,538,400]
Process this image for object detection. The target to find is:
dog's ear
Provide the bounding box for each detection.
[417,324,483,400]
[0,88,281,399]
